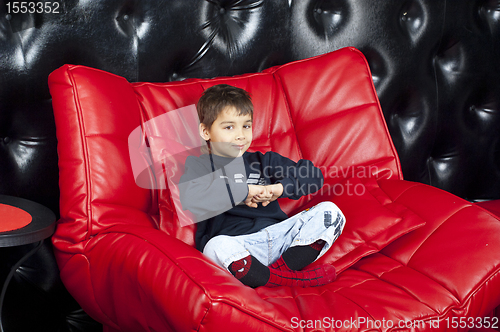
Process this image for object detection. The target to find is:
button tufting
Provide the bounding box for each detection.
[435,39,465,76]
[361,47,387,90]
[311,0,348,38]
[198,0,263,56]
[115,2,145,39]
[477,1,500,36]
[463,88,499,134]
[399,0,425,42]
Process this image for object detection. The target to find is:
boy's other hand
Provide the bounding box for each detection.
[245,184,283,208]
[261,183,283,207]
[245,185,267,208]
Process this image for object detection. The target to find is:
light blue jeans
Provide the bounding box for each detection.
[203,201,346,270]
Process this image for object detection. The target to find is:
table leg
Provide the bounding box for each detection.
[0,241,44,332]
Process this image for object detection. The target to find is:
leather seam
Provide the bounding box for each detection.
[272,70,303,161]
[67,66,93,241]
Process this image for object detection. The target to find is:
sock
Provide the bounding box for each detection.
[228,255,336,288]
[228,255,270,288]
[280,240,326,271]
[309,239,326,251]
[269,256,291,272]
[265,264,336,288]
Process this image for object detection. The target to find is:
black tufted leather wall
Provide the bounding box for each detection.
[1,0,500,330]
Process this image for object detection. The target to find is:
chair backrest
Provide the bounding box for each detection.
[49,47,401,258]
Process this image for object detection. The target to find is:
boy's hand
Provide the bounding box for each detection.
[245,185,269,208]
[245,184,283,208]
[261,183,283,207]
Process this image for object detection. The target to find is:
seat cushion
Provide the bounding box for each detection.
[241,179,500,331]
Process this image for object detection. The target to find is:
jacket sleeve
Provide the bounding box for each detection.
[178,155,248,221]
[264,152,324,200]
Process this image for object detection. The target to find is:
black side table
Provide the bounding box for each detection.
[0,195,56,332]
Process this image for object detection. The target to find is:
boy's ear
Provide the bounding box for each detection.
[199,123,210,141]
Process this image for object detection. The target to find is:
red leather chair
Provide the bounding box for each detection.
[49,47,500,331]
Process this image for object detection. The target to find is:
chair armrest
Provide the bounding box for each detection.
[59,225,292,332]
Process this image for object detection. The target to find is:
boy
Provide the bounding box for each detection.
[179,84,345,288]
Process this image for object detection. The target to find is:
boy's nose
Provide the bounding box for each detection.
[235,130,245,140]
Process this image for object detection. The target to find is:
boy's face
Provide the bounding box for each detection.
[200,106,253,158]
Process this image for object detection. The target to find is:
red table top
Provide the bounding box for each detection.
[0,203,32,232]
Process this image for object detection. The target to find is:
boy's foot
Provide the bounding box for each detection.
[229,255,336,288]
[269,240,326,272]
[268,256,291,272]
[229,255,270,288]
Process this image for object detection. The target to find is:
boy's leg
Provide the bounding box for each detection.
[270,240,326,271]
[269,201,346,271]
[227,255,270,288]
[203,233,336,288]
[203,235,253,270]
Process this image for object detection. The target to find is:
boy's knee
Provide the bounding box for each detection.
[203,235,232,258]
[315,201,346,229]
[203,235,250,270]
[316,201,338,211]
[315,201,341,217]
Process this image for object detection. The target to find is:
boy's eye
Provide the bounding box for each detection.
[224,125,233,130]
[244,125,252,129]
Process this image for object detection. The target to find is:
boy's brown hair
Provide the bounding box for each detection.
[196,84,253,128]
